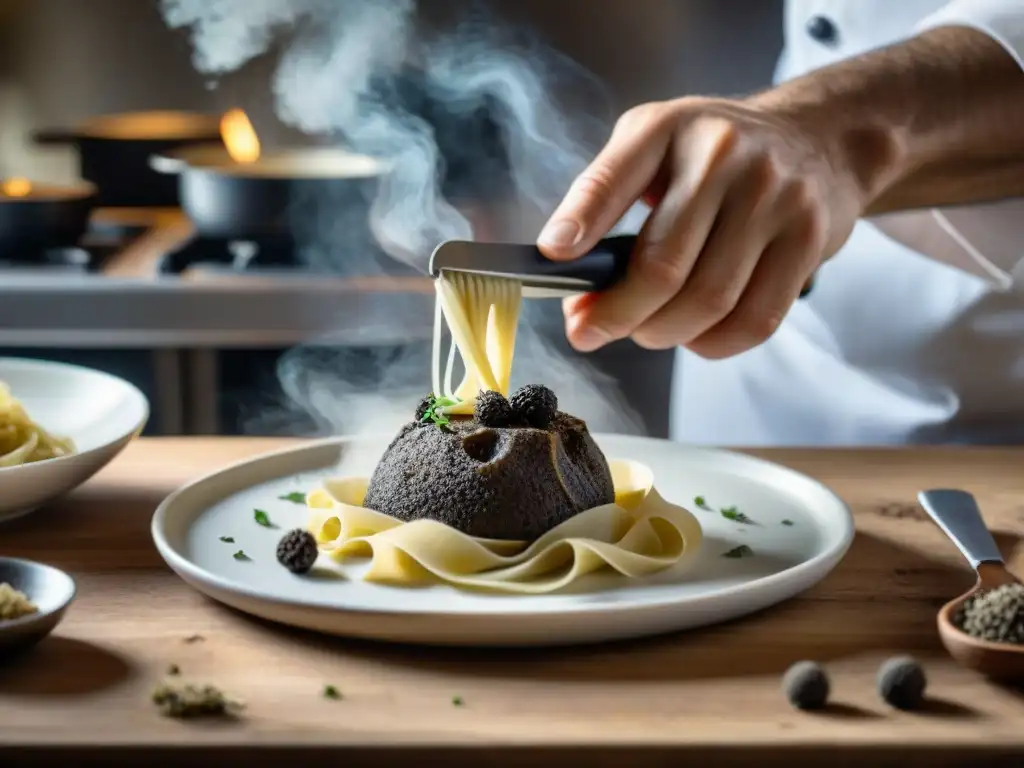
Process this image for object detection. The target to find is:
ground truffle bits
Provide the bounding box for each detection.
[152,682,242,719]
[276,529,319,574]
[956,583,1024,644]
[877,656,927,710]
[509,384,558,428]
[782,661,829,710]
[474,390,514,427]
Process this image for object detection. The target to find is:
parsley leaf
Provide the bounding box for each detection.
[323,685,341,700]
[219,536,235,543]
[419,394,460,429]
[721,506,754,525]
[782,519,794,526]
[254,509,274,528]
[233,550,250,561]
[694,495,712,511]
[722,545,754,559]
[278,492,306,504]
[452,695,464,707]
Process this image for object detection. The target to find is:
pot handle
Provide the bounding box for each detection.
[33,128,79,145]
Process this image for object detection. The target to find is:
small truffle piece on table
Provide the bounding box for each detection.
[781,661,830,710]
[876,656,927,710]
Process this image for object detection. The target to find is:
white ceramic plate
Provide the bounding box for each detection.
[152,435,854,647]
[0,357,149,523]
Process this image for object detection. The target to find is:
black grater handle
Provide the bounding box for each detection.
[536,234,635,292]
[548,234,814,298]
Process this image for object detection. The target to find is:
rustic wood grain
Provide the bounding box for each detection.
[3,438,1024,767]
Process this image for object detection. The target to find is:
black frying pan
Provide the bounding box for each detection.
[34,111,223,208]
[150,144,387,242]
[0,180,97,260]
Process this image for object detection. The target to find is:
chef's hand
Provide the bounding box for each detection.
[537,96,864,358]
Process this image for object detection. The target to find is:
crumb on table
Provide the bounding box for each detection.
[152,682,243,719]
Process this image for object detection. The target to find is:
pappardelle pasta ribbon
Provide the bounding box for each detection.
[305,459,703,594]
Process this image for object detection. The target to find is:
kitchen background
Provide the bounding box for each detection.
[0,0,782,439]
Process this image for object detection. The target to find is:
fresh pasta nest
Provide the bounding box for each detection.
[305,457,703,594]
[0,381,75,467]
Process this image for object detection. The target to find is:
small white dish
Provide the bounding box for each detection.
[0,557,77,654]
[152,435,854,647]
[0,357,149,523]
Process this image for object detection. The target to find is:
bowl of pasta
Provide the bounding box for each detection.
[0,357,149,523]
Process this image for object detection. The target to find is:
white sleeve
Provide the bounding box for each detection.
[917,0,1024,68]
[866,0,1024,290]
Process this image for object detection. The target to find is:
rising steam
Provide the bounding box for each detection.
[161,0,648,436]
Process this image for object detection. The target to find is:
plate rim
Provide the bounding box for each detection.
[151,434,855,618]
[0,355,150,476]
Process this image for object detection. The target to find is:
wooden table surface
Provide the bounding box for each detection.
[3,438,1024,767]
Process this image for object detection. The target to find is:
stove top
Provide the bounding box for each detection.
[0,208,329,278]
[0,235,134,274]
[0,246,94,272]
[0,203,493,283]
[0,208,161,274]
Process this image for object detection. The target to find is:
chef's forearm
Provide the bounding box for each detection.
[751,25,1024,215]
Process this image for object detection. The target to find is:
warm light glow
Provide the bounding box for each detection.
[220,109,261,164]
[1,177,32,197]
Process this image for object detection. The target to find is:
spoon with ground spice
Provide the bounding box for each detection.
[918,489,1024,683]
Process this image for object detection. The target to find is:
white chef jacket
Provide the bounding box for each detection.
[670,0,1024,446]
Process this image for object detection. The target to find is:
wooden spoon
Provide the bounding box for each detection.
[918,489,1024,682]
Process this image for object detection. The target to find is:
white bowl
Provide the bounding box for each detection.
[0,357,149,523]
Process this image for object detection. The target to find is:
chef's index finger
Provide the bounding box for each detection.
[537,106,675,262]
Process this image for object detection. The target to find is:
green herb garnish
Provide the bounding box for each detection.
[782,519,794,526]
[323,685,341,700]
[694,495,712,511]
[219,536,235,543]
[278,492,306,504]
[722,545,754,559]
[233,550,250,561]
[254,509,274,528]
[452,695,464,707]
[419,394,459,429]
[721,506,754,525]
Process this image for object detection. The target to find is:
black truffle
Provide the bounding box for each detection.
[474,390,515,427]
[276,529,319,574]
[877,656,926,710]
[510,384,558,429]
[782,661,829,710]
[362,410,614,541]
